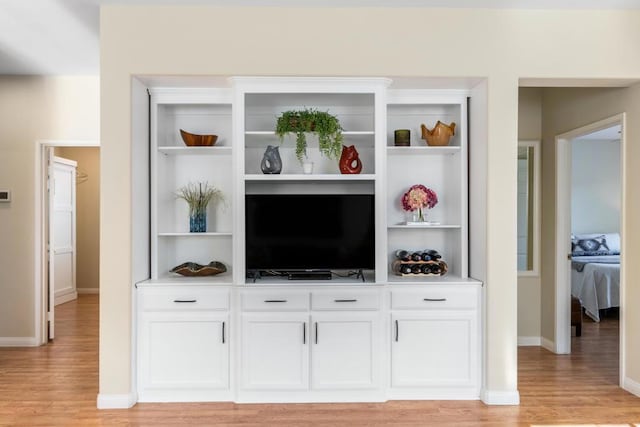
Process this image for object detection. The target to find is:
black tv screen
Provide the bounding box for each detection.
[245,194,375,271]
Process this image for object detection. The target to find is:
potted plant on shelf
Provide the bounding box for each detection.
[275,107,344,165]
[176,182,225,232]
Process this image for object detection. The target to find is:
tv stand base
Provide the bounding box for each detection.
[288,271,332,280]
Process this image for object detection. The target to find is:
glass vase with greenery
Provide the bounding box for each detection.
[176,182,225,232]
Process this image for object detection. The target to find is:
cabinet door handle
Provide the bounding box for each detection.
[222,321,226,344]
[395,319,399,342]
[303,322,306,344]
[264,299,287,303]
[315,322,318,344]
[423,298,447,302]
[173,299,196,303]
[334,299,357,303]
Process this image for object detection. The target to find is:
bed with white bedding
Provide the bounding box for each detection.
[570,232,621,322]
[571,254,620,322]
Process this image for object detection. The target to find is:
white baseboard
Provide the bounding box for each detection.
[55,289,78,306]
[623,376,640,398]
[480,389,520,405]
[96,392,137,409]
[541,337,555,353]
[518,336,541,346]
[77,288,99,294]
[0,336,40,347]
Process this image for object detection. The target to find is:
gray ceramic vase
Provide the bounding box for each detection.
[261,145,282,174]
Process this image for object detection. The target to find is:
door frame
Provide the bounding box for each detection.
[554,114,625,382]
[34,139,99,345]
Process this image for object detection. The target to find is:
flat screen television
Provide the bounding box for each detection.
[245,194,375,276]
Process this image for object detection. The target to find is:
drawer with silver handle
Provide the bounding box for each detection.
[390,287,478,310]
[311,289,380,311]
[139,287,230,311]
[241,290,310,311]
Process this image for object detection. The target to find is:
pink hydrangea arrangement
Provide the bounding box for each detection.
[401,184,438,222]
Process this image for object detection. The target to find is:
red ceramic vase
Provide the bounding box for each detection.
[339,145,363,174]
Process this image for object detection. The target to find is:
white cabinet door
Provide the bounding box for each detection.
[138,311,229,391]
[311,312,379,390]
[391,311,478,388]
[241,313,309,390]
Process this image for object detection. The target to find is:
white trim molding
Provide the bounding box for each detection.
[541,337,555,353]
[517,336,541,346]
[623,377,640,398]
[480,389,520,405]
[0,337,40,347]
[77,288,100,294]
[55,289,78,306]
[96,392,137,409]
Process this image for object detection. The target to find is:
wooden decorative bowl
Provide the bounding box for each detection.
[180,129,218,147]
[170,261,227,277]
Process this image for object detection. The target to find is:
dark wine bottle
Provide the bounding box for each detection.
[421,252,432,261]
[411,264,422,274]
[421,264,432,274]
[431,264,442,275]
[411,252,422,262]
[400,264,413,275]
[395,250,410,261]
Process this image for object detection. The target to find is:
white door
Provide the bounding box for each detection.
[310,313,379,390]
[48,154,77,339]
[241,313,309,390]
[391,312,478,388]
[138,312,229,394]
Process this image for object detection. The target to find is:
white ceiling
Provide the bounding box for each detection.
[2,0,640,75]
[574,124,622,142]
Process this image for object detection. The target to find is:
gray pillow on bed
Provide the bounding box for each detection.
[571,233,620,256]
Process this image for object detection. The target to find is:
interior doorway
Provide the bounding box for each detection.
[554,115,625,382]
[35,140,100,344]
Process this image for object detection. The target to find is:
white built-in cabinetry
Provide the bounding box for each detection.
[238,287,383,402]
[135,77,482,404]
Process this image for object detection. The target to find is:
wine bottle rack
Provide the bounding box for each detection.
[391,259,449,277]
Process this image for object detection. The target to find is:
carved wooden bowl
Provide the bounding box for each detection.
[180,129,218,147]
[170,261,227,276]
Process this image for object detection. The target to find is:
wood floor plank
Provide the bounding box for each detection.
[0,296,638,426]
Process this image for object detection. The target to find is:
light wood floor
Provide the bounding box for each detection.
[0,295,638,426]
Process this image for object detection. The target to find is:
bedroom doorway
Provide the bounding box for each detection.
[554,114,625,378]
[35,139,100,344]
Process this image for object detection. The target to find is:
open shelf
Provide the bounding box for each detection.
[387,274,481,285]
[138,272,234,286]
[158,232,232,237]
[386,146,460,155]
[246,131,373,136]
[158,146,232,155]
[245,174,376,182]
[388,224,461,229]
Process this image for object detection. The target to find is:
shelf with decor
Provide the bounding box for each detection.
[158,146,233,156]
[384,91,469,282]
[242,91,377,177]
[149,88,235,281]
[386,146,460,156]
[158,232,233,237]
[244,173,376,182]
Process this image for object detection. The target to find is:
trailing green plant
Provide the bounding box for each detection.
[275,108,344,164]
[176,182,225,215]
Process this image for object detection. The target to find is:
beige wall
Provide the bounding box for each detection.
[517,88,542,340]
[0,76,99,339]
[100,6,640,398]
[539,86,639,383]
[56,147,100,290]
